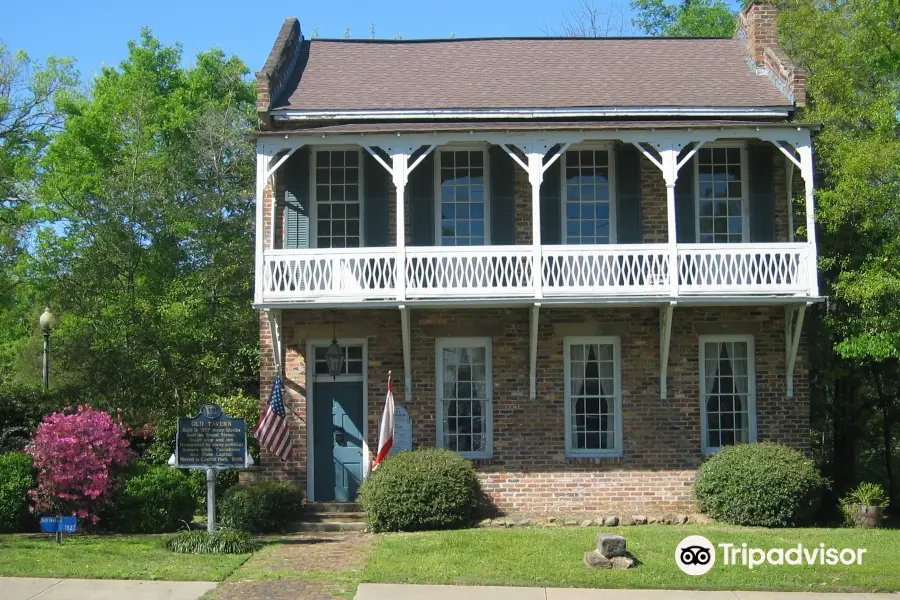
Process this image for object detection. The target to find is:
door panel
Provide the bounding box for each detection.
[313,381,364,502]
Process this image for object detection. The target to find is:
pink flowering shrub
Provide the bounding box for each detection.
[27,405,132,524]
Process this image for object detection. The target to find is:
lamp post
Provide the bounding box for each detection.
[39,308,56,391]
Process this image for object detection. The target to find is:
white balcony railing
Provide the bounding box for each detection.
[677,243,809,295]
[260,243,813,303]
[406,246,533,299]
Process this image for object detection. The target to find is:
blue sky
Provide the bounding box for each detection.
[2,0,641,81]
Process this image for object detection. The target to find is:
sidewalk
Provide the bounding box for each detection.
[1,577,217,600]
[355,584,898,600]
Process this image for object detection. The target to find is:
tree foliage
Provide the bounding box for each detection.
[631,0,738,37]
[23,31,258,423]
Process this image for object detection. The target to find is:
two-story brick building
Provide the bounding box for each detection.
[253,1,818,516]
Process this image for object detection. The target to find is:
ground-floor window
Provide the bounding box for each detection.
[699,335,757,454]
[436,337,492,459]
[563,336,622,457]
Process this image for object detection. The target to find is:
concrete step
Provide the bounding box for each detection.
[303,511,365,523]
[289,521,368,532]
[305,502,361,514]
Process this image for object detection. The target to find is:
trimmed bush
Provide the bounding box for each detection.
[694,442,827,527]
[165,528,259,554]
[359,449,482,532]
[0,452,36,532]
[219,482,302,533]
[106,464,197,533]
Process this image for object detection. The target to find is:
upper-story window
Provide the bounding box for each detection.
[438,149,487,246]
[314,149,361,248]
[696,146,747,244]
[563,148,615,244]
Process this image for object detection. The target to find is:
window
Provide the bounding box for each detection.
[314,149,361,248]
[313,344,363,376]
[696,146,747,243]
[563,148,615,244]
[563,337,622,457]
[438,149,487,246]
[436,338,492,458]
[699,335,756,454]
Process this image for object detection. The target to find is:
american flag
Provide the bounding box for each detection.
[254,375,293,461]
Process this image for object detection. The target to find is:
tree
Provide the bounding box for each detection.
[780,0,900,507]
[26,31,258,423]
[544,0,631,37]
[631,0,738,37]
[0,44,77,375]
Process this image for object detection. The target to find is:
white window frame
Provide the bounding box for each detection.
[435,336,493,459]
[693,142,749,244]
[563,335,623,458]
[699,334,758,455]
[310,146,365,249]
[561,143,617,245]
[434,145,491,246]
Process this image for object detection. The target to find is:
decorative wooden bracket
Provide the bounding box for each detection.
[529,303,541,399]
[399,305,412,401]
[265,309,284,376]
[660,302,675,399]
[785,304,808,397]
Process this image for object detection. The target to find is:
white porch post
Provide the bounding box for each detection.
[254,144,268,304]
[660,148,680,298]
[527,152,544,299]
[797,141,819,297]
[391,153,409,302]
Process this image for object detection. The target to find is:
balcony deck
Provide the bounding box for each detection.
[259,243,813,306]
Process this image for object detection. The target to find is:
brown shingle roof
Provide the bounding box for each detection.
[272,37,791,112]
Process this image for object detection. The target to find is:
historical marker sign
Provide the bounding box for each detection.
[176,403,248,469]
[391,405,413,454]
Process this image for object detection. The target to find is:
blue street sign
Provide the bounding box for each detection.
[40,516,77,533]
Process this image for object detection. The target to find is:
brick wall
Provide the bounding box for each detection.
[257,305,810,515]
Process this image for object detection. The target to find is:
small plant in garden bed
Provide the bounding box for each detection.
[840,482,890,528]
[165,528,260,554]
[219,481,302,533]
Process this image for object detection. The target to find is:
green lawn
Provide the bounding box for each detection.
[363,525,900,592]
[0,534,252,581]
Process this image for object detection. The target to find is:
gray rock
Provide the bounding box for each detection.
[611,555,637,569]
[579,519,593,527]
[676,514,689,525]
[547,516,557,523]
[596,533,627,558]
[619,516,635,526]
[632,515,648,525]
[490,519,504,528]
[564,519,578,527]
[584,550,613,569]
[477,519,492,528]
[662,514,677,525]
[647,515,660,524]
[603,515,619,527]
[516,518,535,527]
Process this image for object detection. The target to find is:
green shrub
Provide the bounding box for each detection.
[188,468,239,515]
[0,452,36,532]
[219,482,302,533]
[165,528,259,554]
[694,442,827,527]
[107,464,197,533]
[359,449,482,532]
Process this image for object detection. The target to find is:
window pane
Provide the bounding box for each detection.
[440,151,486,246]
[564,149,611,245]
[316,150,362,249]
[703,340,752,451]
[568,342,617,452]
[440,343,490,455]
[697,147,743,243]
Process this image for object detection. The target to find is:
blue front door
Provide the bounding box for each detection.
[313,381,364,501]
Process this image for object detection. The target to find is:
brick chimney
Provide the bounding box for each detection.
[257,18,304,130]
[736,1,806,107]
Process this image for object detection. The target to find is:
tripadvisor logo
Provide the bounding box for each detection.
[676,536,868,575]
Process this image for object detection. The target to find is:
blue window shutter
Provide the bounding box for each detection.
[675,155,695,243]
[409,152,434,246]
[540,158,562,244]
[748,144,776,243]
[363,151,389,247]
[284,147,310,249]
[615,145,642,244]
[489,145,516,245]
